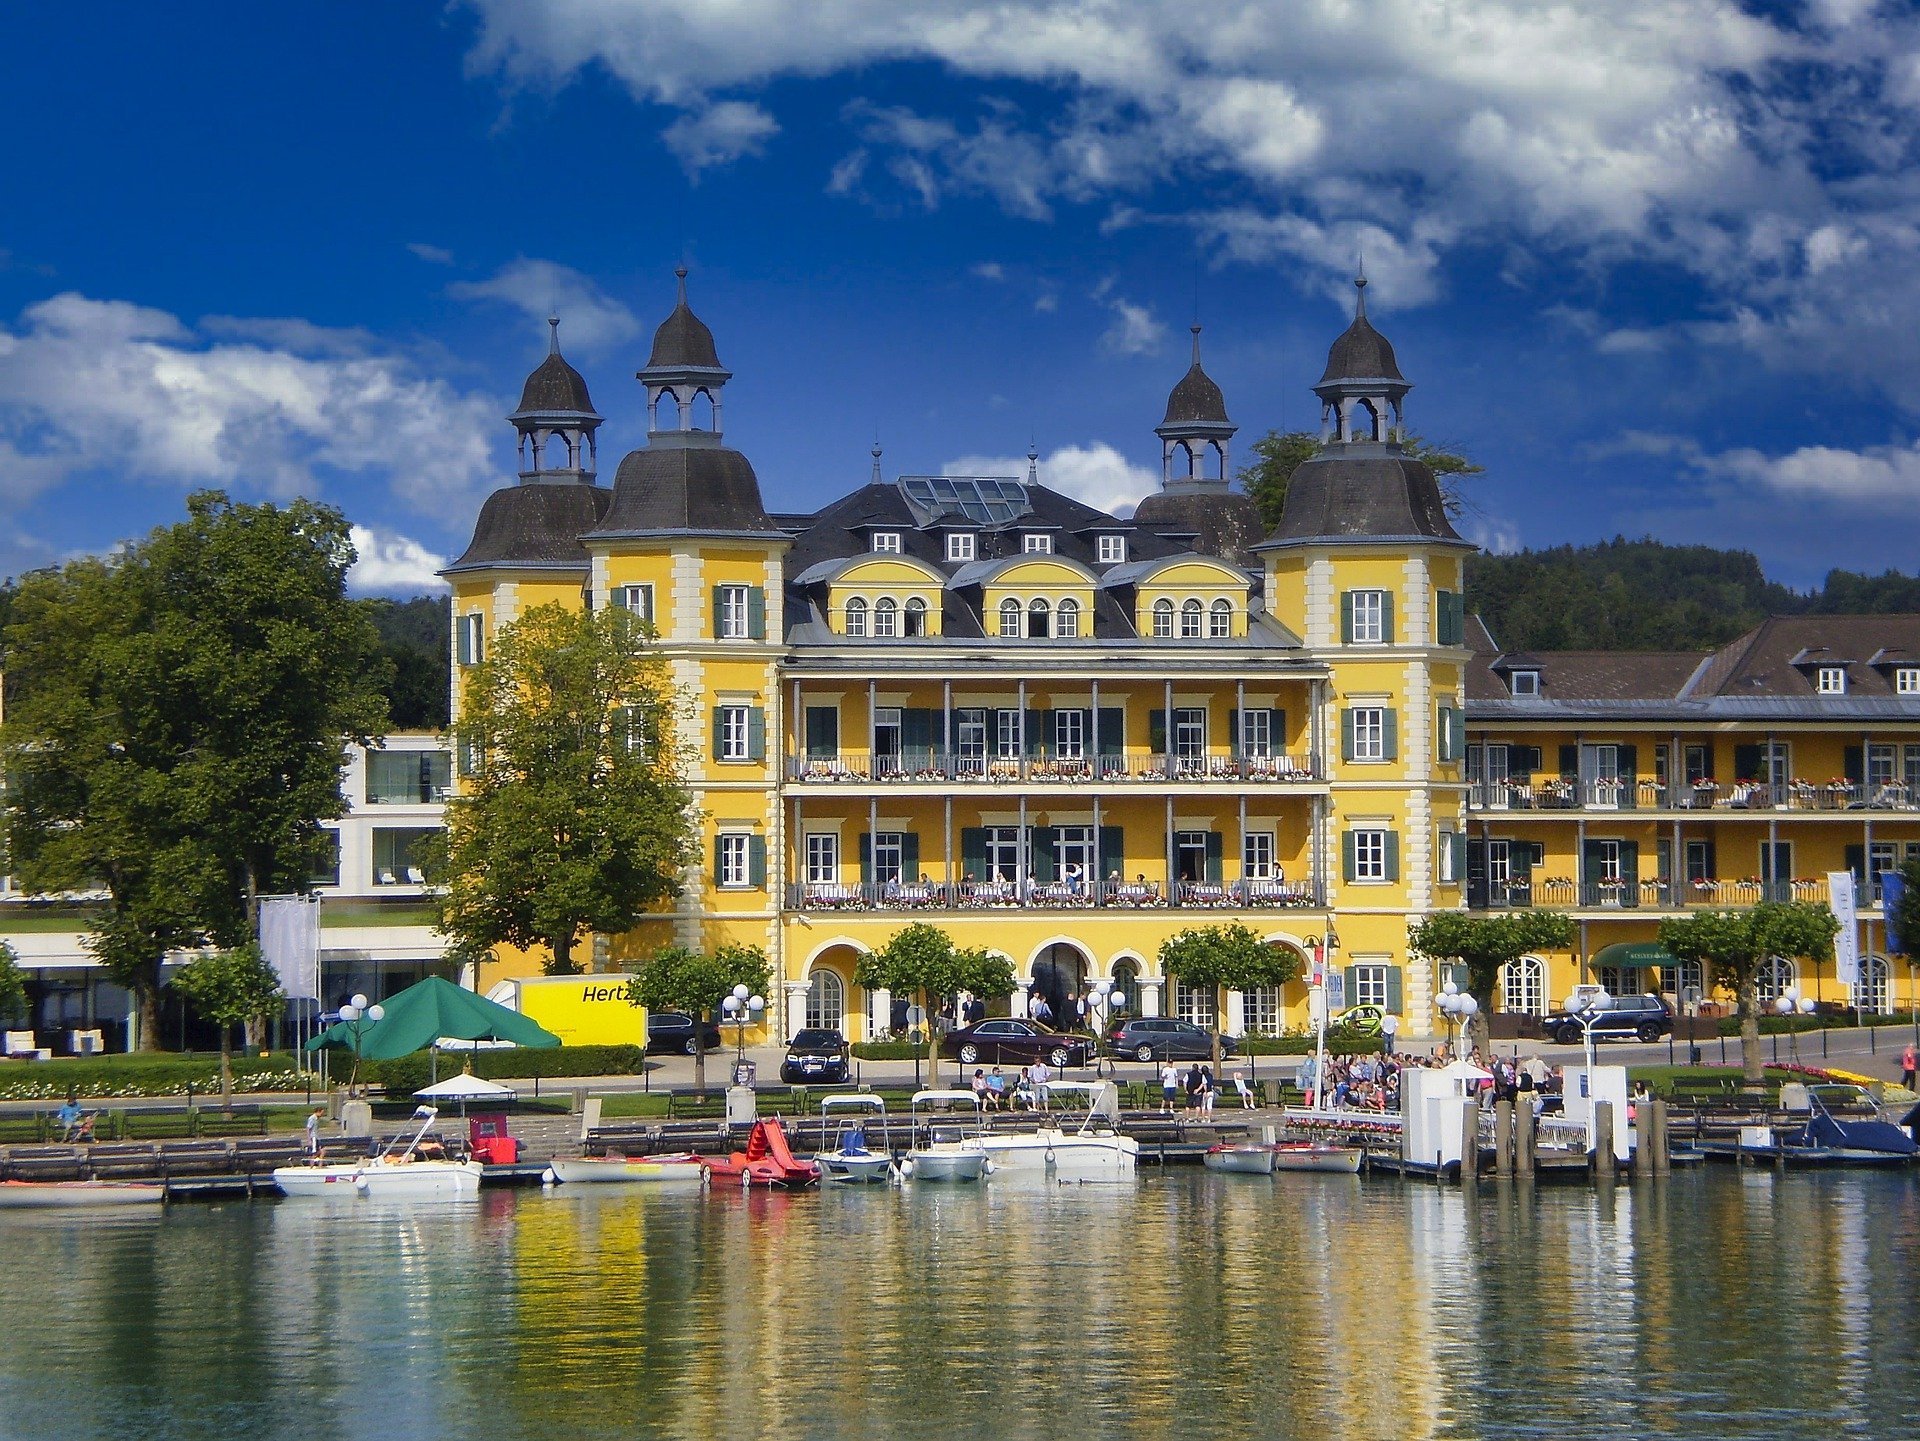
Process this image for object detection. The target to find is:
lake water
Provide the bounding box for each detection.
[1,1167,1915,1440]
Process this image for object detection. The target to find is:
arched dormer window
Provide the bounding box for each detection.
[1180,598,1203,638]
[1054,597,1080,638]
[999,598,1022,638]
[904,596,928,637]
[873,597,898,638]
[1152,598,1175,638]
[1027,598,1050,639]
[844,596,868,637]
[1209,599,1232,638]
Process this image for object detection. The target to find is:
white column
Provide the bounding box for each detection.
[1138,978,1164,1018]
[870,987,891,1038]
[1014,982,1032,1019]
[1225,989,1246,1037]
[783,981,810,1041]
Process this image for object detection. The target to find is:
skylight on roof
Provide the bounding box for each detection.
[899,475,1031,525]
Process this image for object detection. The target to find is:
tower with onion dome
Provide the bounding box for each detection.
[1132,324,1265,566]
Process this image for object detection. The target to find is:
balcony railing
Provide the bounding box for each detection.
[785,877,1326,914]
[789,751,1320,785]
[1475,876,1836,911]
[1469,779,1918,814]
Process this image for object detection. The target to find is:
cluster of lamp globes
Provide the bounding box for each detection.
[1436,980,1479,1027]
[1774,985,1817,1018]
[721,985,766,1024]
[337,993,384,1026]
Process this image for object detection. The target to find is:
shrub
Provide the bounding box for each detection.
[850,1042,925,1060]
[361,1044,647,1095]
[0,1052,304,1101]
[1240,1028,1382,1056]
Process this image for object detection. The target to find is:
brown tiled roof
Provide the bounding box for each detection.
[1687,615,1920,697]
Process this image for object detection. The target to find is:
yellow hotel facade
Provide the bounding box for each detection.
[442,277,1920,1044]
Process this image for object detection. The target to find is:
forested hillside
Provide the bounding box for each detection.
[1466,538,1920,652]
[364,595,450,728]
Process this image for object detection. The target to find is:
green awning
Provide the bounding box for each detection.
[1591,941,1674,972]
[307,976,561,1058]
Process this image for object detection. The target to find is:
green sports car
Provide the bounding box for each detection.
[1333,1004,1385,1036]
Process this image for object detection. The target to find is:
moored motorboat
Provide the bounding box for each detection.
[273,1106,483,1200]
[0,1179,165,1208]
[549,1153,706,1185]
[1270,1141,1365,1174]
[974,1080,1138,1178]
[902,1089,990,1183]
[1203,1144,1277,1176]
[814,1094,895,1183]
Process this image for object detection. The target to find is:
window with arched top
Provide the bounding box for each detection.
[999,598,1022,638]
[873,597,898,638]
[806,969,845,1031]
[1180,598,1203,639]
[1152,598,1175,638]
[844,597,868,637]
[1502,955,1547,1017]
[1209,598,1231,638]
[1862,955,1890,1015]
[1757,956,1797,1007]
[904,596,928,637]
[1054,597,1080,638]
[1027,598,1050,639]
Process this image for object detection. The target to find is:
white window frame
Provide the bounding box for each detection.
[872,532,902,553]
[457,613,484,666]
[1898,667,1920,696]
[871,833,905,887]
[1208,599,1231,638]
[1097,535,1126,564]
[717,584,751,640]
[1351,707,1386,762]
[717,833,751,889]
[1352,829,1388,882]
[1151,599,1174,638]
[718,705,751,762]
[1053,708,1085,760]
[1180,598,1203,638]
[611,584,655,624]
[999,598,1022,637]
[1510,670,1541,697]
[1243,831,1275,881]
[1239,709,1271,759]
[1817,665,1846,694]
[904,597,928,637]
[1438,829,1458,883]
[946,532,976,562]
[1502,956,1546,1017]
[1351,590,1386,645]
[805,833,839,885]
[1023,533,1054,554]
[1054,597,1080,638]
[844,597,868,637]
[873,597,898,638]
[1243,985,1281,1037]
[995,709,1024,759]
[1351,964,1388,1008]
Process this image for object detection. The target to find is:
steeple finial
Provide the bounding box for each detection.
[871,437,883,486]
[1026,439,1039,486]
[547,313,561,355]
[1353,254,1368,320]
[1190,322,1203,364]
[674,266,688,305]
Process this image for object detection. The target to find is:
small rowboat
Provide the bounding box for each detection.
[0,1180,165,1208]
[548,1153,706,1185]
[1203,1144,1277,1175]
[1270,1142,1364,1174]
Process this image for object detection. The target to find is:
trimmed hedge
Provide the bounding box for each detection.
[850,1042,925,1060]
[363,1044,647,1095]
[1241,1029,1381,1056]
[0,1052,304,1101]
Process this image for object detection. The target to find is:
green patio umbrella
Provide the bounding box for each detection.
[306,976,561,1059]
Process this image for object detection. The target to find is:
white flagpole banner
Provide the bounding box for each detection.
[260,895,322,1000]
[1828,870,1859,989]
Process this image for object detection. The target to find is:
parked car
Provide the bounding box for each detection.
[1105,1017,1237,1063]
[646,1011,726,1055]
[781,1028,851,1084]
[1543,993,1673,1045]
[942,1018,1091,1068]
[1333,1004,1386,1036]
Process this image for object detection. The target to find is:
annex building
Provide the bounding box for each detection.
[441,271,1920,1044]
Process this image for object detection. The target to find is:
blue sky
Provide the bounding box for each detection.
[4,1,1919,592]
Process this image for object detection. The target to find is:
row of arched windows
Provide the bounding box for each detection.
[998,596,1081,639]
[844,595,929,638]
[1151,597,1233,639]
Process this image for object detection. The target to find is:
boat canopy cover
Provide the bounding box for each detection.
[1804,1111,1918,1155]
[307,977,562,1058]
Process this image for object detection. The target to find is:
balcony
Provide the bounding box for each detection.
[1476,876,1838,912]
[788,751,1321,787]
[1468,778,1918,815]
[784,877,1326,914]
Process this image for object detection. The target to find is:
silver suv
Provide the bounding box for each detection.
[1544,994,1673,1045]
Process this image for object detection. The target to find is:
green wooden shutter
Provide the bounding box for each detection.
[1449,832,1467,885]
[902,709,934,769]
[1098,708,1125,756]
[1380,591,1395,644]
[1204,831,1224,884]
[1442,962,1470,992]
[710,586,724,638]
[901,832,920,880]
[961,828,988,880]
[747,585,767,640]
[1621,841,1639,890]
[1149,710,1167,755]
[1846,844,1865,883]
[1098,826,1124,878]
[1342,830,1358,882]
[747,707,766,762]
[1385,967,1404,1015]
[1227,708,1241,757]
[1844,746,1865,785]
[1272,709,1287,755]
[1340,591,1356,643]
[456,618,472,666]
[1384,831,1401,882]
[858,833,873,884]
[805,706,838,758]
[1382,709,1399,761]
[711,707,725,760]
[748,835,767,888]
[1026,708,1047,757]
[1343,965,1359,1002]
[1341,708,1356,762]
[711,835,722,883]
[1030,827,1057,882]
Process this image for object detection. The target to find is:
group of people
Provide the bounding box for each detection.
[970,1061,1057,1111]
[1154,1061,1259,1115]
[1295,1048,1573,1114]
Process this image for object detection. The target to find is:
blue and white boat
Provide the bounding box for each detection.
[813,1094,894,1183]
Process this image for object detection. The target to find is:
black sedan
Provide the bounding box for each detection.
[781,1028,851,1084]
[646,1011,726,1055]
[1105,1018,1237,1063]
[941,1019,1091,1069]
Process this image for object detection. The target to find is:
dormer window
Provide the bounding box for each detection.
[844,597,868,637]
[1818,666,1847,695]
[1097,535,1126,564]
[1509,670,1541,698]
[946,532,975,562]
[872,532,901,553]
[1898,667,1920,695]
[1023,534,1054,554]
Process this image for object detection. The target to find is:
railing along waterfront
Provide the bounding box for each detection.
[788,752,1320,785]
[1468,778,1918,813]
[1474,876,1839,911]
[784,877,1326,913]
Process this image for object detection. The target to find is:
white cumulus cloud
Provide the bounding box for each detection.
[1702,439,1920,504]
[448,258,638,351]
[944,442,1159,515]
[662,99,779,176]
[349,524,450,594]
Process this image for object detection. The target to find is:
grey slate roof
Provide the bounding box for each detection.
[1131,488,1264,568]
[443,483,610,573]
[1684,615,1920,698]
[1163,363,1229,424]
[1319,311,1404,385]
[516,352,597,416]
[646,295,721,370]
[1261,447,1465,548]
[587,444,779,538]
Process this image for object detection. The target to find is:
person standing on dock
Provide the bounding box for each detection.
[306,1107,324,1156]
[1159,1061,1180,1114]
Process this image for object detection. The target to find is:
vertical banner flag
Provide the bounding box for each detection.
[1884,870,1907,957]
[260,895,321,1000]
[1828,870,1859,988]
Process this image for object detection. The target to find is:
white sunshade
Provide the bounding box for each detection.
[414,1074,518,1102]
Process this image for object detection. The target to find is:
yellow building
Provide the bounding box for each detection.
[443,272,1920,1043]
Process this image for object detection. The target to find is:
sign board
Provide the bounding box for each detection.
[1324,972,1347,1011]
[507,975,646,1048]
[1828,870,1859,987]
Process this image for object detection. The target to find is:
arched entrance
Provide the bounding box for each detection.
[806,969,845,1032]
[1030,941,1091,1030]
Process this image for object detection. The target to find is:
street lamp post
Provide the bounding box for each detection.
[1775,985,1816,1065]
[1568,990,1615,1076]
[335,992,385,1098]
[1437,982,1479,1061]
[720,984,766,1076]
[1085,978,1124,1074]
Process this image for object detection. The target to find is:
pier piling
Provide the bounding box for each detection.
[1516,1101,1535,1179]
[1593,1102,1615,1180]
[1650,1099,1671,1176]
[1494,1100,1514,1177]
[1460,1100,1480,1182]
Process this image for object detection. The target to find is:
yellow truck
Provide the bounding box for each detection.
[492,975,646,1049]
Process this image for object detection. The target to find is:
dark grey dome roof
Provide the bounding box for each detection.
[1133,489,1263,566]
[444,483,610,572]
[647,276,721,370]
[1163,363,1229,424]
[518,352,596,415]
[590,445,777,537]
[1265,452,1462,546]
[1319,313,1404,385]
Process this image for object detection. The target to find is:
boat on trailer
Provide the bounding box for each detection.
[900,1090,989,1183]
[548,1153,706,1185]
[273,1106,484,1200]
[813,1094,895,1183]
[0,1179,165,1208]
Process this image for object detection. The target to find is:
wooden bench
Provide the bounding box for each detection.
[192,1106,268,1138]
[155,1141,233,1176]
[5,1146,87,1181]
[120,1106,196,1140]
[665,1093,730,1121]
[84,1142,158,1179]
[0,1114,50,1144]
[232,1138,305,1174]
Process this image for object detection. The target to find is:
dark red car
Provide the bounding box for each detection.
[941,1018,1090,1068]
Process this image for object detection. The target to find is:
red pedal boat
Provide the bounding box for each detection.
[701,1116,821,1189]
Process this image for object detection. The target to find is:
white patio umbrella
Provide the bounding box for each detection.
[413,1073,518,1115]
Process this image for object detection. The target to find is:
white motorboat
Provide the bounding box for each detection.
[1203,1144,1278,1176]
[274,1106,483,1200]
[813,1094,895,1183]
[0,1179,166,1208]
[1270,1141,1365,1174]
[974,1081,1138,1177]
[900,1090,990,1183]
[548,1153,706,1185]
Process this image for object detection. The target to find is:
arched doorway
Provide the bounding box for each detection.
[1502,955,1547,1016]
[806,968,845,1032]
[1030,941,1090,1030]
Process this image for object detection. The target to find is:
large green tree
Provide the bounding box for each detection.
[625,942,772,1097]
[1407,911,1576,1055]
[171,943,284,1109]
[1238,430,1483,531]
[854,922,1017,1085]
[1658,902,1839,1083]
[1,492,389,1048]
[436,602,696,977]
[1157,923,1302,1067]
[0,941,25,1027]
